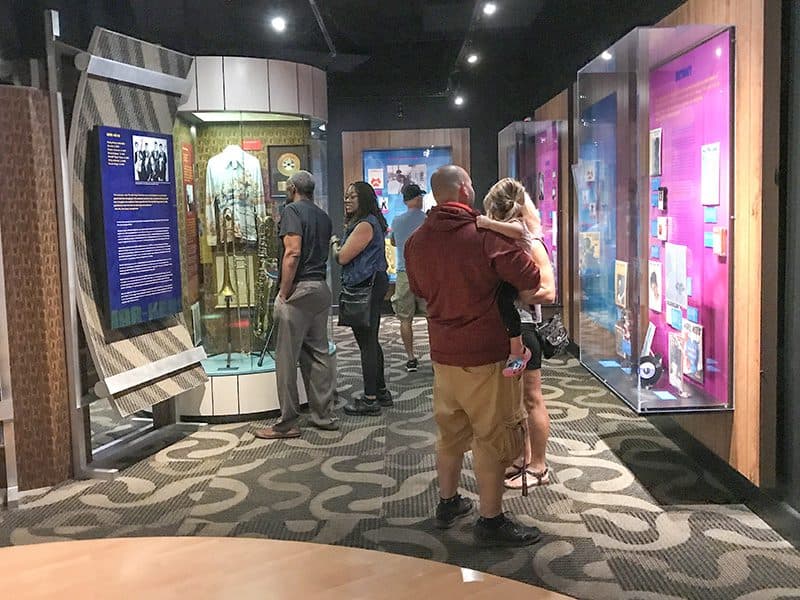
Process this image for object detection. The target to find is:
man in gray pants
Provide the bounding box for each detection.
[255,171,338,439]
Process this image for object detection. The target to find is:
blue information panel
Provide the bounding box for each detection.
[362,147,452,229]
[362,147,452,281]
[96,126,182,329]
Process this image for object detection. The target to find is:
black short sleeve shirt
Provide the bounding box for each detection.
[278,199,332,284]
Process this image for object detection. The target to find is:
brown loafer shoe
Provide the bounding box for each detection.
[254,426,301,440]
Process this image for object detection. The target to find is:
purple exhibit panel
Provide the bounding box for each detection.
[648,30,731,404]
[535,121,560,299]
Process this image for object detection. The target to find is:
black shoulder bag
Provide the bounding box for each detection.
[338,274,375,329]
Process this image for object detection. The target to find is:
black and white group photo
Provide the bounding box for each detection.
[132,135,169,183]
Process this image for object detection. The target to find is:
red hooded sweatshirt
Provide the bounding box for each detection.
[405,202,541,367]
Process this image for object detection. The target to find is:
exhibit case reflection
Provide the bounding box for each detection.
[498,120,563,302]
[173,111,332,376]
[575,25,734,413]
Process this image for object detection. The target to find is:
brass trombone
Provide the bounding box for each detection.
[219,208,237,370]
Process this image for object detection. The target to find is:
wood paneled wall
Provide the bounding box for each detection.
[656,0,781,487]
[341,129,470,195]
[534,91,575,333]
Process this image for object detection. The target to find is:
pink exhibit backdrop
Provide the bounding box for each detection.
[648,29,731,404]
[535,121,560,300]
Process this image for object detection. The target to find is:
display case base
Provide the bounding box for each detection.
[583,357,732,414]
[179,345,336,420]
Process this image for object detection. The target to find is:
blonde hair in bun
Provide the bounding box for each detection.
[483,178,525,222]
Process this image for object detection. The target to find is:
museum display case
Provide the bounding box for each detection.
[575,25,733,413]
[498,120,563,301]
[173,57,333,417]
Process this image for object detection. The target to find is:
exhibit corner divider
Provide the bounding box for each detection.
[68,28,207,417]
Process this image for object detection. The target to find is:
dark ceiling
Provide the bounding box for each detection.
[2,0,683,105]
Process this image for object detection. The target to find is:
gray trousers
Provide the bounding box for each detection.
[274,280,336,430]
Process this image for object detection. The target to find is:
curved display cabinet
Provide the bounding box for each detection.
[174,56,332,420]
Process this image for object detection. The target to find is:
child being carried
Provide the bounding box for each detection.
[478,178,544,377]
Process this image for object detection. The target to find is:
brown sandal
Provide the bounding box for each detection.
[254,426,301,440]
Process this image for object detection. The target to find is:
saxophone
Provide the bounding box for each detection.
[253,213,278,339]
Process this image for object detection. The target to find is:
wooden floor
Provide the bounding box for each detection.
[0,537,574,599]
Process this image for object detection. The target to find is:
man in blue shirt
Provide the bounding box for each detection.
[391,183,428,372]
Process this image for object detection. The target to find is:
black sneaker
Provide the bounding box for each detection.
[473,512,542,547]
[343,396,382,416]
[435,494,474,529]
[377,388,393,407]
[406,358,419,372]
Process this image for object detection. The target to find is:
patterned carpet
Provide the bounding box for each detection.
[2,317,800,600]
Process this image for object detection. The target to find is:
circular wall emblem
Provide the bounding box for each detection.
[277,152,301,177]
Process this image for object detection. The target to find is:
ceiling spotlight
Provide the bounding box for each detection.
[467,53,479,64]
[318,123,326,131]
[483,2,497,16]
[454,95,465,107]
[601,51,612,61]
[271,16,287,32]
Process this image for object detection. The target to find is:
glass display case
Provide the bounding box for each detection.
[575,25,734,413]
[498,120,563,302]
[173,112,332,376]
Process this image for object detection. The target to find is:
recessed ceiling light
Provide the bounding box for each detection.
[483,2,497,16]
[467,53,479,64]
[454,95,465,106]
[271,16,287,32]
[601,51,612,61]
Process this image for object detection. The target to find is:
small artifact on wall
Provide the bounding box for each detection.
[657,216,670,241]
[668,332,685,393]
[614,260,628,308]
[268,145,309,198]
[682,321,704,384]
[649,128,662,176]
[648,261,662,313]
[664,242,688,309]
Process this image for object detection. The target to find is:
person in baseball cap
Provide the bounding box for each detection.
[390,183,428,372]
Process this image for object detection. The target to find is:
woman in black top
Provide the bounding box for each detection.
[331,182,391,416]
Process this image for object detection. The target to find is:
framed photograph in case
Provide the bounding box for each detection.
[268,145,309,198]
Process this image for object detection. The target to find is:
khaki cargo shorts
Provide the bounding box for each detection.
[432,361,526,469]
[391,271,427,320]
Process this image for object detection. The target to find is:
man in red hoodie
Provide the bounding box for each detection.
[405,165,542,547]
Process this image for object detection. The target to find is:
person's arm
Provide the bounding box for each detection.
[476,215,525,239]
[278,234,302,301]
[485,234,541,298]
[334,221,372,265]
[522,240,555,304]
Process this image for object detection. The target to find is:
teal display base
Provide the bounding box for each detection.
[201,342,336,377]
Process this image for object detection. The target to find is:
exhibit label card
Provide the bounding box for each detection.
[96,126,182,329]
[701,142,721,206]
